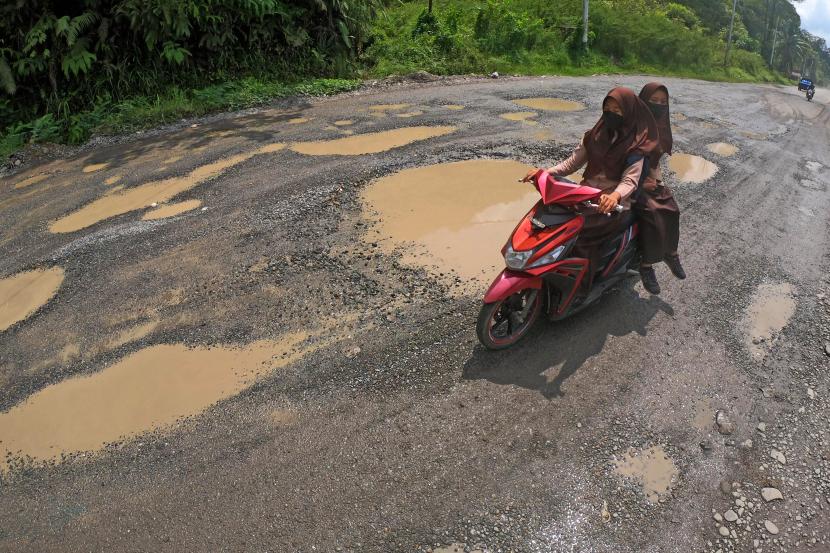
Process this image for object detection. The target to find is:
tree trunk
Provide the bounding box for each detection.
[428,0,433,14]
[725,0,738,67]
[582,0,589,52]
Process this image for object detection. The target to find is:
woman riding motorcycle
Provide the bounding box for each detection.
[523,86,659,292]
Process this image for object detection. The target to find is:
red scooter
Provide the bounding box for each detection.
[476,169,639,350]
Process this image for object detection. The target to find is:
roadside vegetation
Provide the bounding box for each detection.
[1,0,828,159]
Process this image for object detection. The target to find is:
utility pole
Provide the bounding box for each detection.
[769,16,779,67]
[725,0,739,67]
[582,0,589,52]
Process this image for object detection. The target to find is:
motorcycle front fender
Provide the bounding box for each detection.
[483,270,543,303]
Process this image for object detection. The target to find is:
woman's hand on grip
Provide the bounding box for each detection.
[598,192,621,214]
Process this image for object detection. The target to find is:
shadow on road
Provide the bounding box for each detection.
[462,279,674,399]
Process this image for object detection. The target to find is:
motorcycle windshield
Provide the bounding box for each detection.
[535,171,602,206]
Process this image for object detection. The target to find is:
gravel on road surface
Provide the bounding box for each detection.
[1,75,829,553]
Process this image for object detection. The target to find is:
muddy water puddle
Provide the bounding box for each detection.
[333,120,353,126]
[396,110,423,118]
[745,283,795,359]
[0,333,314,468]
[142,199,203,221]
[82,163,109,173]
[613,445,678,503]
[106,320,160,349]
[291,126,455,156]
[500,111,538,124]
[706,143,738,157]
[50,143,286,233]
[740,131,767,140]
[513,97,584,111]
[691,399,715,430]
[361,159,537,288]
[0,267,65,332]
[369,103,410,112]
[12,173,50,190]
[668,153,718,183]
[443,104,465,110]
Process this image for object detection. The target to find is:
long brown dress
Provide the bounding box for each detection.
[634,82,681,264]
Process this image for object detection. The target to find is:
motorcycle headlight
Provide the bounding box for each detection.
[528,244,567,269]
[504,244,533,270]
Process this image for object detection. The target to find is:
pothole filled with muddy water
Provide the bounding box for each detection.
[50,143,286,233]
[613,445,678,503]
[361,159,538,290]
[706,143,738,157]
[744,282,795,359]
[499,112,538,125]
[291,126,456,156]
[0,333,314,469]
[668,153,719,183]
[512,98,585,111]
[142,199,203,220]
[0,267,65,332]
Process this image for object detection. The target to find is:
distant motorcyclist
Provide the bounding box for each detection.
[798,75,815,92]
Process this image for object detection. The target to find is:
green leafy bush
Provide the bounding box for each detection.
[0,0,377,152]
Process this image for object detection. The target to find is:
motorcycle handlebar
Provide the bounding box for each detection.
[583,201,625,215]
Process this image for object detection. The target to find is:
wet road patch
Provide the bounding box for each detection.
[499,112,538,125]
[105,319,160,349]
[49,143,285,233]
[82,163,109,173]
[739,131,767,140]
[744,283,795,359]
[141,199,203,221]
[0,333,311,469]
[613,445,678,503]
[0,267,65,332]
[369,103,410,112]
[512,98,585,111]
[290,126,456,156]
[668,153,719,183]
[361,159,537,287]
[12,173,49,190]
[706,143,738,157]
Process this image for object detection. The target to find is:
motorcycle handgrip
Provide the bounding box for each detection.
[584,201,625,214]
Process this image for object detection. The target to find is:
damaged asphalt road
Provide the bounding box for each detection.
[0,75,829,552]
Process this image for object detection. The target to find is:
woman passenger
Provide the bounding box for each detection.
[634,82,686,294]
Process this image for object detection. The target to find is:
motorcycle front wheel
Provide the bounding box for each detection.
[476,288,542,350]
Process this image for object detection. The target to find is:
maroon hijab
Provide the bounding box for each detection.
[639,82,672,162]
[583,87,659,181]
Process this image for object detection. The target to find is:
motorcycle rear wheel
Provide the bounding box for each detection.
[476,288,542,350]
